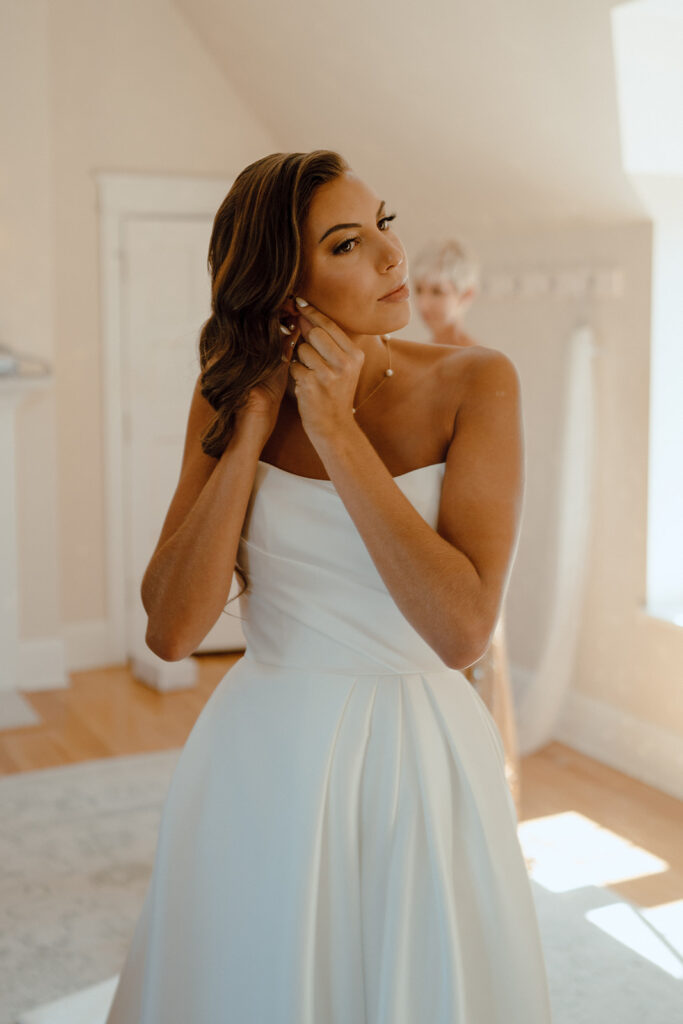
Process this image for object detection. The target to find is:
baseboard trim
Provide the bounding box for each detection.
[62,618,123,673]
[555,689,683,802]
[510,663,683,800]
[18,636,67,691]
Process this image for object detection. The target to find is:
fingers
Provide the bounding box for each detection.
[294,297,355,356]
[294,317,345,370]
[293,340,327,372]
[278,296,352,380]
[288,358,306,384]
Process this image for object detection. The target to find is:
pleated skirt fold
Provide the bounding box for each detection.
[106,658,552,1024]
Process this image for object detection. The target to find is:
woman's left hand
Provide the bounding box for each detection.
[288,299,364,442]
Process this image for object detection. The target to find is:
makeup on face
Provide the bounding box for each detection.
[298,173,411,339]
[378,277,410,303]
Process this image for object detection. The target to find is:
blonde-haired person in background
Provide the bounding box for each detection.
[413,239,521,814]
[412,238,479,347]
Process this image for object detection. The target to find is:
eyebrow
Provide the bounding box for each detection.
[318,201,386,244]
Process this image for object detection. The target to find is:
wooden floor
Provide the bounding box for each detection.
[2,654,681,912]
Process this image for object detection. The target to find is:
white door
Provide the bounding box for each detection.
[121,215,245,680]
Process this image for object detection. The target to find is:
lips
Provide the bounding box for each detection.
[379,277,410,301]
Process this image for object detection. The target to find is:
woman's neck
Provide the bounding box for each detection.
[349,332,391,377]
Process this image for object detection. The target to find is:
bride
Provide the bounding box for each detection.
[103,150,552,1022]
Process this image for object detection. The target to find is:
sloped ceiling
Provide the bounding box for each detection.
[173,0,645,231]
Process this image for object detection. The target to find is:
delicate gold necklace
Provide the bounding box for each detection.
[352,335,394,415]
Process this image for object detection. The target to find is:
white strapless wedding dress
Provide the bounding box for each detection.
[97,460,551,1022]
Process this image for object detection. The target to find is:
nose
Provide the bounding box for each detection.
[380,236,404,273]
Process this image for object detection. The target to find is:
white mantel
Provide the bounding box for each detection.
[0,375,52,691]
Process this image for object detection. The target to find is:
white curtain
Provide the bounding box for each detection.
[517,323,598,756]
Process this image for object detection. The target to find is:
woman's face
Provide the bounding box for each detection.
[414,275,469,332]
[296,171,410,339]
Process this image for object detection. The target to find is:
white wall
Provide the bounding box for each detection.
[1,0,275,677]
[612,0,683,616]
[173,0,644,226]
[1,0,64,687]
[45,0,276,667]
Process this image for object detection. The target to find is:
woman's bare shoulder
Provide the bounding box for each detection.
[391,336,517,391]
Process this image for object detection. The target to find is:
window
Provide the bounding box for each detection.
[612,0,683,623]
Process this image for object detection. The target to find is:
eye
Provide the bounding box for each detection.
[332,213,398,255]
[333,236,360,255]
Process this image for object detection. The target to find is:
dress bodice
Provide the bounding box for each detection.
[237,461,449,675]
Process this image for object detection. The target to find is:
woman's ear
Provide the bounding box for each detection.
[276,296,301,337]
[276,296,299,335]
[280,295,299,318]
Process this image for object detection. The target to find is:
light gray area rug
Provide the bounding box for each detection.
[0,751,179,1024]
[1,751,681,1024]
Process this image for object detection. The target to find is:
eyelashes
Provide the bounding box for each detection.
[332,213,398,255]
[333,238,357,255]
[379,213,397,229]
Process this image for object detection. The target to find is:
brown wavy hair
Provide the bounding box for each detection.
[198,149,349,458]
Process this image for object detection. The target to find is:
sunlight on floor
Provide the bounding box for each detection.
[518,810,683,980]
[518,810,668,892]
[586,900,683,980]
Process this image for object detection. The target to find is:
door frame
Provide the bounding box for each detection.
[96,173,232,664]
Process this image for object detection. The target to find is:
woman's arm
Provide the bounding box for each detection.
[314,348,524,670]
[140,378,267,662]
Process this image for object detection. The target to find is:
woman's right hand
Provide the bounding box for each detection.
[233,320,300,443]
